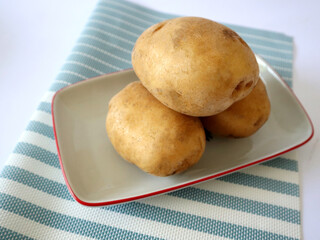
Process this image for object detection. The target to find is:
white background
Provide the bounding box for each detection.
[1,0,319,239]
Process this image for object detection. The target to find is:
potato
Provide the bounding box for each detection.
[201,78,271,138]
[132,17,259,117]
[106,81,206,177]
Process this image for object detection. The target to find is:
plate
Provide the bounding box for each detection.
[52,55,314,206]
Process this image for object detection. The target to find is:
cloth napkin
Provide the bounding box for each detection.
[0,0,299,239]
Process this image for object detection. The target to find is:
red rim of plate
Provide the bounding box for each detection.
[51,59,314,207]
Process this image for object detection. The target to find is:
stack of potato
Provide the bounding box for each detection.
[106,17,270,177]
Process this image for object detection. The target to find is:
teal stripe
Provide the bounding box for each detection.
[92,12,145,33]
[218,172,299,197]
[90,15,143,36]
[169,187,300,224]
[98,1,294,67]
[13,143,60,169]
[82,27,135,46]
[26,121,54,140]
[103,0,292,43]
[99,1,294,57]
[94,5,157,28]
[1,166,72,200]
[226,23,293,42]
[91,4,294,83]
[284,80,292,88]
[97,2,294,78]
[250,46,292,59]
[15,120,303,199]
[261,157,298,172]
[55,72,86,84]
[77,36,132,59]
[1,165,299,224]
[94,8,151,29]
[102,0,176,20]
[268,67,292,77]
[0,193,158,240]
[37,102,51,114]
[74,41,131,64]
[98,3,162,25]
[1,166,300,230]
[109,202,296,240]
[0,169,296,240]
[67,53,123,73]
[99,2,294,53]
[86,21,139,42]
[13,135,300,199]
[15,118,302,197]
[49,82,69,92]
[263,58,293,79]
[256,57,292,69]
[240,35,292,51]
[0,1,298,239]
[273,70,292,79]
[98,1,165,23]
[265,65,293,80]
[61,63,102,78]
[0,226,33,240]
[70,45,131,68]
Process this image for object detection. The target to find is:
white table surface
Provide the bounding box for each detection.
[1,0,319,239]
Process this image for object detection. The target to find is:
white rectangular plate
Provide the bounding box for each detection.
[52,56,313,206]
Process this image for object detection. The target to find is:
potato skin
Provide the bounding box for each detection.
[201,78,271,138]
[106,82,206,177]
[132,17,259,117]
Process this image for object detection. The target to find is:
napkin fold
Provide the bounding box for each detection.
[0,0,299,239]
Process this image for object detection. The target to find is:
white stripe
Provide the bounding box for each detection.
[40,91,55,103]
[6,153,64,184]
[259,53,293,63]
[97,5,153,25]
[15,129,300,210]
[75,42,131,64]
[71,51,122,71]
[8,142,300,212]
[272,65,292,73]
[4,154,300,236]
[89,19,140,37]
[80,34,132,53]
[85,26,135,45]
[0,209,94,240]
[30,110,53,127]
[250,43,292,54]
[93,12,145,31]
[59,70,87,79]
[54,80,72,86]
[142,194,299,239]
[240,165,298,184]
[103,0,166,22]
[104,0,292,46]
[0,179,217,240]
[19,131,57,154]
[238,32,292,46]
[2,155,299,238]
[14,130,300,210]
[65,60,105,75]
[195,180,299,210]
[91,12,292,57]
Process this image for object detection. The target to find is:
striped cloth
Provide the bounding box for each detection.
[0,0,299,239]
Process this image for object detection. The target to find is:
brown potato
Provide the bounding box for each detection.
[201,78,271,138]
[106,81,206,177]
[132,17,259,117]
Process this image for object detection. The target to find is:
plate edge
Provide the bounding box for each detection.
[51,64,314,207]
